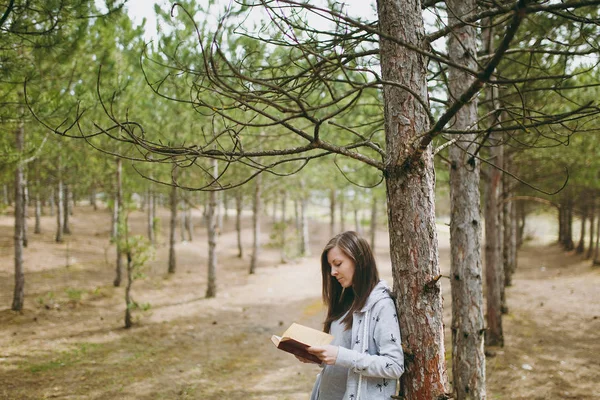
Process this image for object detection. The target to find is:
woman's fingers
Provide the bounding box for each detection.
[307,345,338,365]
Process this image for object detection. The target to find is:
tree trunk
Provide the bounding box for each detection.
[586,196,595,260]
[12,108,25,311]
[329,189,336,237]
[124,250,133,329]
[217,191,223,232]
[250,175,262,274]
[517,201,525,248]
[186,204,193,242]
[180,200,186,242]
[2,184,8,206]
[56,172,64,243]
[168,181,177,274]
[300,196,310,256]
[503,153,517,288]
[294,199,300,233]
[90,185,97,211]
[354,208,359,234]
[63,184,71,235]
[113,158,123,287]
[339,191,345,232]
[49,188,55,217]
[235,190,243,258]
[447,0,486,396]
[576,204,587,254]
[565,198,574,250]
[22,180,28,247]
[223,191,229,222]
[281,190,287,263]
[378,0,449,396]
[594,208,600,265]
[370,196,377,252]
[205,159,218,298]
[484,155,504,346]
[34,191,41,234]
[147,185,155,245]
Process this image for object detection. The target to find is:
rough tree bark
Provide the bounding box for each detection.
[594,209,600,265]
[249,174,262,274]
[483,19,505,346]
[378,0,449,397]
[205,159,218,298]
[447,0,486,397]
[12,104,25,311]
[503,153,517,287]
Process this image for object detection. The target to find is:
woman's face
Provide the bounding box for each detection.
[328,246,356,288]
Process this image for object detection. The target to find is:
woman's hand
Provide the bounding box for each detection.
[294,355,317,364]
[307,345,339,365]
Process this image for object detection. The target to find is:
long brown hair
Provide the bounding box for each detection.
[321,231,379,332]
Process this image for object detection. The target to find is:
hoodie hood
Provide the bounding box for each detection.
[359,280,394,312]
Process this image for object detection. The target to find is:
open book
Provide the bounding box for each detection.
[271,323,334,364]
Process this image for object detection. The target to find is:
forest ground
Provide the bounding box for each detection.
[0,205,599,400]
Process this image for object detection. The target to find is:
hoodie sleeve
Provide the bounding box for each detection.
[334,298,405,379]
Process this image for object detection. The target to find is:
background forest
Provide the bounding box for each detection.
[1,1,600,399]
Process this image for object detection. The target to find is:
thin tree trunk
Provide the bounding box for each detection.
[339,192,345,232]
[235,190,243,258]
[180,200,186,242]
[300,196,310,256]
[56,172,64,243]
[378,0,449,395]
[22,180,28,247]
[576,204,587,254]
[223,191,229,222]
[250,175,262,274]
[593,208,600,265]
[517,202,525,248]
[124,250,133,329]
[565,198,574,250]
[354,208,361,234]
[186,205,193,242]
[294,199,300,233]
[370,196,377,251]
[447,1,486,396]
[329,189,336,237]
[2,184,8,206]
[503,152,517,288]
[586,197,595,260]
[113,158,123,287]
[281,190,287,263]
[34,191,41,234]
[63,184,71,235]
[90,185,97,211]
[49,188,55,217]
[217,191,223,233]
[168,181,177,274]
[12,106,25,311]
[147,185,155,245]
[206,159,218,298]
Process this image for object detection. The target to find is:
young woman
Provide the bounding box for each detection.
[302,231,404,400]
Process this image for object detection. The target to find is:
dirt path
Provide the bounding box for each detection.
[1,206,599,399]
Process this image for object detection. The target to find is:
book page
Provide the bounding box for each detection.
[281,323,333,346]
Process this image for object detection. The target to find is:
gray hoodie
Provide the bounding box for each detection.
[311,280,405,400]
